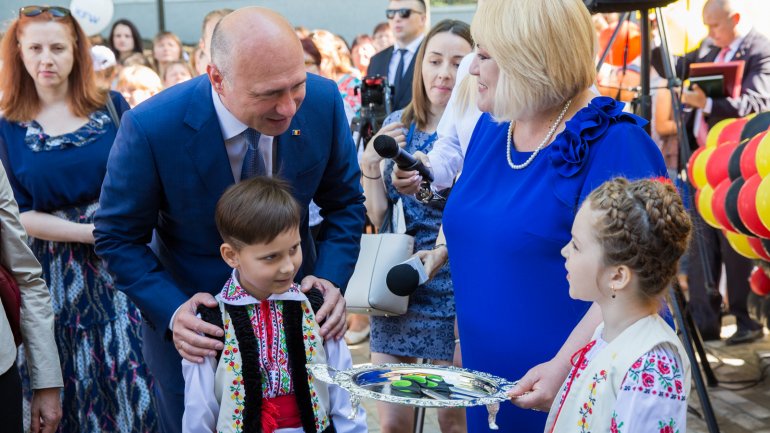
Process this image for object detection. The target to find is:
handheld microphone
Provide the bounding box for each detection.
[386,256,429,297]
[373,135,434,182]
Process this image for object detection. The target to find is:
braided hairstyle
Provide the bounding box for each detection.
[587,178,692,302]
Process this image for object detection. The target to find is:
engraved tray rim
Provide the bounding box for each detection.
[308,362,516,408]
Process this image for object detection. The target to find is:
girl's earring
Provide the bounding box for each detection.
[611,285,616,299]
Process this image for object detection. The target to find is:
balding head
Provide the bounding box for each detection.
[210,7,303,81]
[703,0,741,48]
[206,7,308,136]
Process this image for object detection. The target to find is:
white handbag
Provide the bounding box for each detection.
[344,199,414,316]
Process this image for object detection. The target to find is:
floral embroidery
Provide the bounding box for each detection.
[623,352,686,401]
[221,277,252,302]
[302,303,330,431]
[611,411,624,433]
[21,110,113,152]
[577,369,608,432]
[549,97,643,178]
[221,318,245,432]
[248,302,292,397]
[658,418,679,433]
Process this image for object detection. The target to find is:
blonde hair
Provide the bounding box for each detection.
[117,65,163,93]
[471,0,596,121]
[311,30,356,80]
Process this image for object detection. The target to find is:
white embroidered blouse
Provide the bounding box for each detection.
[551,325,688,433]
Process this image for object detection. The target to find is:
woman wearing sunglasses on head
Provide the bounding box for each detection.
[0,6,157,432]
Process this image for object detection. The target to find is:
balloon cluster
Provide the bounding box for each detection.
[688,112,770,296]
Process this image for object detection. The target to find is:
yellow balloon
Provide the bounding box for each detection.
[691,146,716,189]
[706,118,736,147]
[756,132,770,178]
[724,230,761,259]
[697,184,720,228]
[756,176,770,232]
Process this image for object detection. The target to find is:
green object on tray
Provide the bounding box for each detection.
[689,74,725,98]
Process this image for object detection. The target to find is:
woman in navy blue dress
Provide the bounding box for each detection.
[440,1,668,431]
[361,20,473,433]
[0,7,157,432]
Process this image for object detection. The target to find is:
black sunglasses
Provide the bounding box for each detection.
[386,8,423,19]
[19,6,71,19]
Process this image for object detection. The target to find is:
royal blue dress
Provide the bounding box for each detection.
[0,92,158,432]
[442,97,667,432]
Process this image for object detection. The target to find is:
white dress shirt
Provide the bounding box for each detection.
[428,52,482,190]
[211,85,275,180]
[387,35,425,84]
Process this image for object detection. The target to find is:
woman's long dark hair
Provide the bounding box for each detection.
[109,19,143,60]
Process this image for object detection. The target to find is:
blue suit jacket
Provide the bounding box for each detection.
[94,74,365,333]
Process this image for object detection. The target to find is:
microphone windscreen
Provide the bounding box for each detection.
[387,264,420,297]
[373,135,399,158]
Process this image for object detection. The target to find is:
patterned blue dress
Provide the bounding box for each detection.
[442,98,668,432]
[0,92,158,432]
[369,111,456,361]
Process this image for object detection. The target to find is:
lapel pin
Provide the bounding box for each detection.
[291,129,301,136]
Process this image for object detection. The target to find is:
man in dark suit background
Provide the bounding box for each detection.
[679,0,770,345]
[367,0,428,110]
[94,8,365,433]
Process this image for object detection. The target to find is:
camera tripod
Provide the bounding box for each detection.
[598,7,721,433]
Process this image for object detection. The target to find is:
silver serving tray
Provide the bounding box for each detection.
[308,363,516,430]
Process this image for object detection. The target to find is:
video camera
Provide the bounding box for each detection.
[351,75,394,151]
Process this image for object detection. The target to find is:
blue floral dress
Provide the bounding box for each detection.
[369,110,456,361]
[442,97,668,431]
[0,93,158,433]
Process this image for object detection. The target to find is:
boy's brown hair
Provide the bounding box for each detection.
[215,177,301,249]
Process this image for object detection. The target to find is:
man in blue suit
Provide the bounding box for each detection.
[94,8,365,433]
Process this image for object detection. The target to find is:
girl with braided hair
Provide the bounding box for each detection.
[543,178,692,433]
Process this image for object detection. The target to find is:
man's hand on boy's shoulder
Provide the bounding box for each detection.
[300,275,347,341]
[172,293,225,363]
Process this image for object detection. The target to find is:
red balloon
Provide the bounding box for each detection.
[598,21,641,67]
[740,131,768,179]
[687,146,705,188]
[706,141,738,188]
[738,174,770,238]
[750,266,770,296]
[717,117,749,146]
[748,237,770,261]
[712,177,736,232]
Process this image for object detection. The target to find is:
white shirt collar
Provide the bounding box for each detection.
[215,269,307,305]
[396,34,425,54]
[211,84,249,140]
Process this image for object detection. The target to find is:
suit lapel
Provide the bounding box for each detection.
[274,114,307,180]
[183,77,234,196]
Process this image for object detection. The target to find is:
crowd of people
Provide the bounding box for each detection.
[0,0,768,432]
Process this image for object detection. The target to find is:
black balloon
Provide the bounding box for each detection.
[725,178,753,235]
[728,141,748,181]
[740,112,770,142]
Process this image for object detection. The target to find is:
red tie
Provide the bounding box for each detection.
[716,47,730,63]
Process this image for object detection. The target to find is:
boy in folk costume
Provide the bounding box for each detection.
[541,178,692,433]
[182,177,367,433]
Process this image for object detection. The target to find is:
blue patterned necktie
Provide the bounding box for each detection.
[241,128,266,180]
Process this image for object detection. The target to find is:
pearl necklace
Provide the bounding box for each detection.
[506,99,572,170]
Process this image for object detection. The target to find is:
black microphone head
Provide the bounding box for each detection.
[387,264,420,297]
[373,135,399,158]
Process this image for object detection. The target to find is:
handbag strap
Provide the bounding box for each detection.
[105,94,120,128]
[378,198,407,234]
